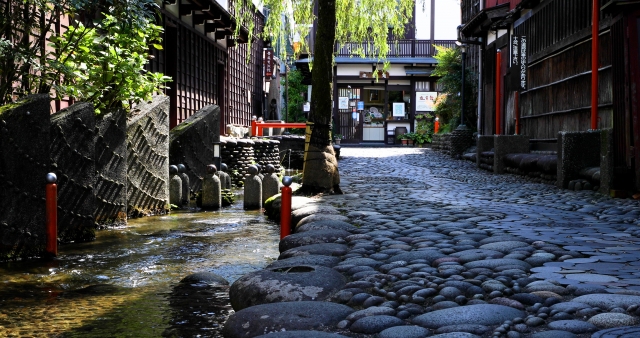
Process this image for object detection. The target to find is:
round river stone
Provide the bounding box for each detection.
[229,265,346,311]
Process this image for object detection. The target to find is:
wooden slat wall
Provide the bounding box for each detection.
[610,18,629,168]
[227,9,264,128]
[515,0,613,139]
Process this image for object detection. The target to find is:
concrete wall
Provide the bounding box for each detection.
[557,130,601,189]
[493,135,530,174]
[169,105,221,194]
[127,96,170,217]
[95,109,128,225]
[0,94,51,259]
[50,102,96,242]
[476,135,494,168]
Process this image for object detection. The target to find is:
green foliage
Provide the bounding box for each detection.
[433,45,477,130]
[50,15,171,114]
[282,69,308,134]
[0,0,70,105]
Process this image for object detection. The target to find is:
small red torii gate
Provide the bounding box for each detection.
[251,120,306,136]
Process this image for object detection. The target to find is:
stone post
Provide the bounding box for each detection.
[255,163,265,181]
[202,164,221,210]
[450,126,474,159]
[169,165,182,206]
[262,164,283,204]
[217,163,232,190]
[244,165,262,210]
[178,164,190,205]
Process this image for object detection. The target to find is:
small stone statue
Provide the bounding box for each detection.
[202,164,221,210]
[177,164,190,205]
[169,165,182,206]
[244,165,262,210]
[217,163,232,190]
[262,164,282,204]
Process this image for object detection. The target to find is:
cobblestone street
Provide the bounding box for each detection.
[324,146,640,337]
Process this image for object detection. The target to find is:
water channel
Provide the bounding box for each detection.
[0,193,280,337]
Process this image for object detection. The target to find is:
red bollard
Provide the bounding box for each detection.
[45,173,58,257]
[280,176,293,239]
[434,118,440,134]
[251,118,257,137]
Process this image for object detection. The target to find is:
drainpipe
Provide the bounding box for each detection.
[496,49,502,135]
[591,0,599,130]
[477,43,483,133]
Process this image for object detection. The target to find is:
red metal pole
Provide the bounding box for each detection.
[434,118,440,134]
[591,0,600,130]
[515,91,520,135]
[45,174,58,257]
[251,119,257,136]
[280,177,293,239]
[496,50,502,135]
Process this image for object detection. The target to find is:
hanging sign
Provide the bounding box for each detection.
[416,91,437,111]
[264,49,274,79]
[520,36,527,90]
[357,101,364,110]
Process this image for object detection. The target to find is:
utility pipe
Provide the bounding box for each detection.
[496,50,502,135]
[591,0,600,130]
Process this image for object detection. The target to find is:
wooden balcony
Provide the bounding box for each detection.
[335,39,458,58]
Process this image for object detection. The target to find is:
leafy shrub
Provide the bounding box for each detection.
[50,14,170,114]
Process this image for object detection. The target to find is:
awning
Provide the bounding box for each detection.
[460,4,510,38]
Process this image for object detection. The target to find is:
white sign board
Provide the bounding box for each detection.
[338,97,349,109]
[303,102,310,112]
[416,92,437,111]
[392,102,405,117]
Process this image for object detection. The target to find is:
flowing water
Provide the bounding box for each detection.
[0,196,280,337]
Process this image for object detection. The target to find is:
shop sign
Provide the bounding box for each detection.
[416,91,437,111]
[264,49,274,79]
[338,97,349,109]
[357,101,364,110]
[359,71,389,79]
[392,102,405,117]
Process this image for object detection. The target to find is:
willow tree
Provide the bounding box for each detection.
[235,0,414,193]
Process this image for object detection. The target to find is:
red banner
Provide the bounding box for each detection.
[264,49,274,79]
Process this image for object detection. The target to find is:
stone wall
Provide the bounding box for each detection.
[431,134,451,154]
[169,105,220,194]
[0,94,51,259]
[493,135,531,174]
[50,102,96,242]
[557,130,602,189]
[221,138,282,187]
[262,135,305,170]
[95,109,128,225]
[127,96,170,217]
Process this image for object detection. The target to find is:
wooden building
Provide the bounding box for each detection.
[461,0,640,189]
[150,0,266,134]
[296,0,458,144]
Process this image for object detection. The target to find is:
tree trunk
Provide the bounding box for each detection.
[301,0,341,194]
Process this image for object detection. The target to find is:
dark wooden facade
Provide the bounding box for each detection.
[461,0,640,189]
[151,1,265,133]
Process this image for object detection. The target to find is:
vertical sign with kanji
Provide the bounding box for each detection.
[511,35,519,67]
[264,49,274,79]
[520,36,527,90]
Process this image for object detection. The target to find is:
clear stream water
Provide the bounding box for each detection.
[0,195,280,337]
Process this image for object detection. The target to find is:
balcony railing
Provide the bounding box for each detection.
[335,39,458,58]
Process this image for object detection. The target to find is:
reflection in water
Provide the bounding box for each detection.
[0,200,279,337]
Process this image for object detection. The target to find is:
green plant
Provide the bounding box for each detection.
[433,45,477,130]
[333,133,343,140]
[282,69,308,134]
[50,14,171,114]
